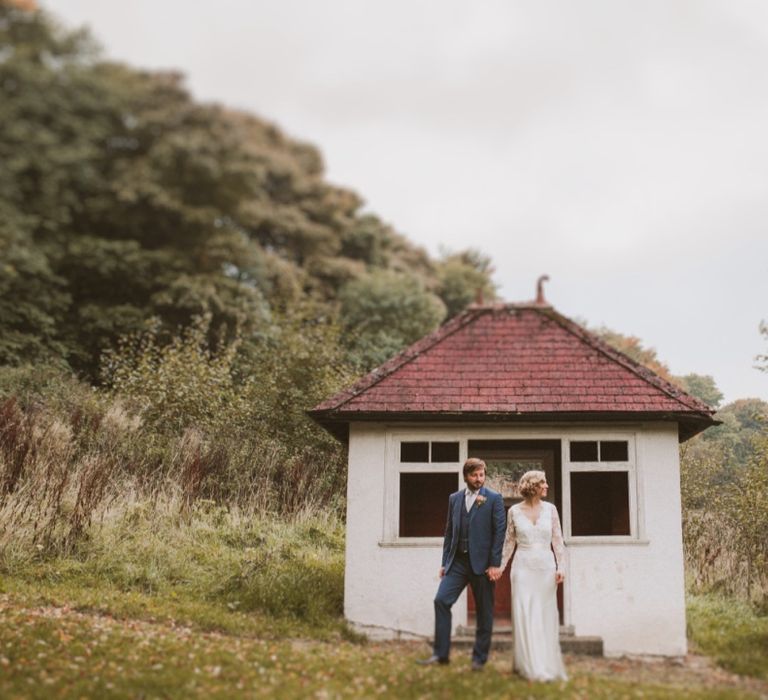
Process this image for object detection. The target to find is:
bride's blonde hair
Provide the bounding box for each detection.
[518,470,547,499]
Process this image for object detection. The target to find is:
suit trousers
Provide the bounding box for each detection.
[433,552,495,663]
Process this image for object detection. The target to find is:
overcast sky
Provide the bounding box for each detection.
[48,0,768,404]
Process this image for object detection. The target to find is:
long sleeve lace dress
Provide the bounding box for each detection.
[500,501,568,681]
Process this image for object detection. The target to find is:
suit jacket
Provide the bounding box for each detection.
[441,486,506,576]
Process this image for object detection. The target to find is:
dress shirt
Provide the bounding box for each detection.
[464,487,479,512]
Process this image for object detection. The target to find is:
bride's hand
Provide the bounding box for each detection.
[555,571,565,584]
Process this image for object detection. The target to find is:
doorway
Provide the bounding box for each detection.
[466,439,563,624]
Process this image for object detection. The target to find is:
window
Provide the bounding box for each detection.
[570,440,628,462]
[565,437,635,540]
[431,441,460,462]
[390,437,462,541]
[570,441,598,462]
[401,441,429,462]
[399,472,456,537]
[400,441,460,463]
[600,441,628,461]
[570,472,630,535]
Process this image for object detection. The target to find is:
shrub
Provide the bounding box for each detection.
[681,432,768,606]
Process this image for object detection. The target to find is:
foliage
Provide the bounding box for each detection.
[0,4,495,380]
[98,306,351,497]
[0,205,70,366]
[687,594,768,679]
[677,373,724,409]
[234,304,355,451]
[701,399,768,468]
[102,315,242,436]
[681,422,768,606]
[435,248,497,318]
[339,269,446,369]
[0,351,347,551]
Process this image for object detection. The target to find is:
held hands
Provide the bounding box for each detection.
[483,567,562,583]
[485,566,503,582]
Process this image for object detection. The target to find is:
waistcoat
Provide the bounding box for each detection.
[458,498,471,554]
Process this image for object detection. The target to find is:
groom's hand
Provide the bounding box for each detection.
[439,567,445,578]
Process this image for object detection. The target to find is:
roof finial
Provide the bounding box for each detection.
[535,275,550,305]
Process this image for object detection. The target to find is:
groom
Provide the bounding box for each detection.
[418,457,506,671]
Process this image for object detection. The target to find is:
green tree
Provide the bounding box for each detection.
[435,249,497,318]
[701,398,768,468]
[102,305,353,457]
[235,303,355,452]
[0,4,490,382]
[101,314,241,436]
[339,270,446,369]
[339,214,393,267]
[0,205,69,365]
[676,373,724,409]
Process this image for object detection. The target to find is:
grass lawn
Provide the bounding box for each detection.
[1,581,766,699]
[687,594,768,679]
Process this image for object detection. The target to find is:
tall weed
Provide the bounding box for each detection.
[1,490,344,624]
[681,436,768,607]
[0,314,351,624]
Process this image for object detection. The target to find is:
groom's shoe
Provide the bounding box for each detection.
[471,660,485,672]
[417,655,449,666]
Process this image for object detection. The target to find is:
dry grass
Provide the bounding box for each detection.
[0,391,344,558]
[683,511,767,603]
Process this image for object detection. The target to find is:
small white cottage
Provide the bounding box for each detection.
[309,298,717,657]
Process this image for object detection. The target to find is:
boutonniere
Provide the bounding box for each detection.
[476,495,487,506]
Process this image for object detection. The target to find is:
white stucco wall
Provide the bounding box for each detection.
[567,424,688,656]
[344,423,455,640]
[343,422,688,656]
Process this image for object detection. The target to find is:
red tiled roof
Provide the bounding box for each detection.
[310,303,716,438]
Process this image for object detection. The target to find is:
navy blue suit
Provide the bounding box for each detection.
[433,486,506,664]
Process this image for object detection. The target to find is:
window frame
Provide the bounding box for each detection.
[562,434,640,544]
[383,432,465,545]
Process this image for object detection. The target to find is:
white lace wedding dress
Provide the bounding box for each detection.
[501,501,568,681]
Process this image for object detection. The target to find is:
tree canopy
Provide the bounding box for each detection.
[0,3,496,379]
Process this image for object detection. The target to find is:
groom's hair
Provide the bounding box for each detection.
[462,457,486,478]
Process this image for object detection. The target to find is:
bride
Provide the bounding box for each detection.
[498,470,568,681]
